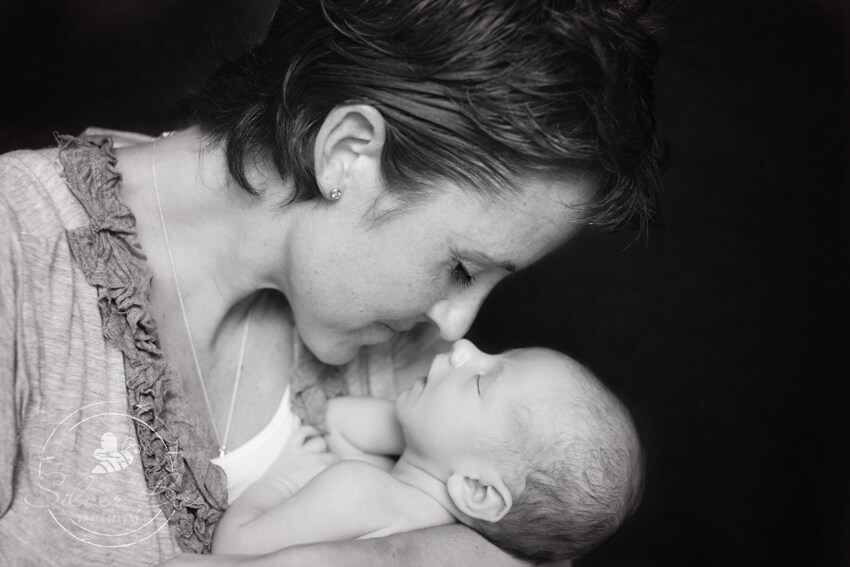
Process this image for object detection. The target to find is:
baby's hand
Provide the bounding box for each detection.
[264,425,338,496]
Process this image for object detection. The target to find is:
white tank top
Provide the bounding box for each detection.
[211,385,302,503]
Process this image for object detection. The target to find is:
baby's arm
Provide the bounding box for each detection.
[213,426,336,553]
[325,396,405,470]
[213,459,405,555]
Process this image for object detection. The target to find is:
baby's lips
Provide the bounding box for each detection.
[412,375,428,391]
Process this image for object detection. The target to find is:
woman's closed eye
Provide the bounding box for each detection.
[451,261,476,288]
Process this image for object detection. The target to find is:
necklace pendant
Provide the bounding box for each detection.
[218,446,226,459]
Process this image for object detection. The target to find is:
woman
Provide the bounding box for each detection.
[0,0,663,565]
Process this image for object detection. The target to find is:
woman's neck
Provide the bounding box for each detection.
[115,126,294,350]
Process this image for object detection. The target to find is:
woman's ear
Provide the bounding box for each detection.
[446,472,513,523]
[313,104,386,201]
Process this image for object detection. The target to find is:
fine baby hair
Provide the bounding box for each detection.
[467,348,644,563]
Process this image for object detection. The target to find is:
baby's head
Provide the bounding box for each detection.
[395,339,644,563]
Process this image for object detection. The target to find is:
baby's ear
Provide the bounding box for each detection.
[446,472,512,523]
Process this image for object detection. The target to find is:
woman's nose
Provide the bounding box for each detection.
[425,290,486,342]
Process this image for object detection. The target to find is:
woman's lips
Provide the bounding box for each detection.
[381,321,420,334]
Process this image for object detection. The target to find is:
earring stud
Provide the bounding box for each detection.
[329,188,343,201]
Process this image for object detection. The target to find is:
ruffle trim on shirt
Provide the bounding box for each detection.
[290,339,348,431]
[58,134,227,554]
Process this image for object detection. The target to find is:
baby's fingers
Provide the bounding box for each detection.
[302,435,328,453]
[286,425,322,448]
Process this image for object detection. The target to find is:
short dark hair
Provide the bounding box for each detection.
[470,360,645,563]
[191,0,666,231]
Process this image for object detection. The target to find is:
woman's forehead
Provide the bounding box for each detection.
[380,168,591,223]
[436,173,587,230]
[449,192,585,267]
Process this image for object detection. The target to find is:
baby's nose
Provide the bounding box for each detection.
[449,338,483,367]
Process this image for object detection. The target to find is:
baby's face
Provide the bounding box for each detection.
[396,339,572,477]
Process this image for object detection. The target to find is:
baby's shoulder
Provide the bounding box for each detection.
[325,460,452,534]
[322,459,396,496]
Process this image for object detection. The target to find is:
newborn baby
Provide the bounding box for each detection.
[213,339,644,563]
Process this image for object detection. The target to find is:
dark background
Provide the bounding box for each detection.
[1,1,847,565]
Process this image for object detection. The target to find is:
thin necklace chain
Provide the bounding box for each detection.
[151,135,250,458]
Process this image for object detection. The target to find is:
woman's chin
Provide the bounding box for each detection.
[302,325,397,365]
[305,340,359,366]
[301,335,369,366]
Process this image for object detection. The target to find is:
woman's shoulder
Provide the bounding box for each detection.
[0,131,133,232]
[0,144,61,193]
[0,144,73,237]
[0,128,151,216]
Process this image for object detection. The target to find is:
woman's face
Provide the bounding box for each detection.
[281,173,591,365]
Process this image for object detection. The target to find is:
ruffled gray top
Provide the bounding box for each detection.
[0,134,444,565]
